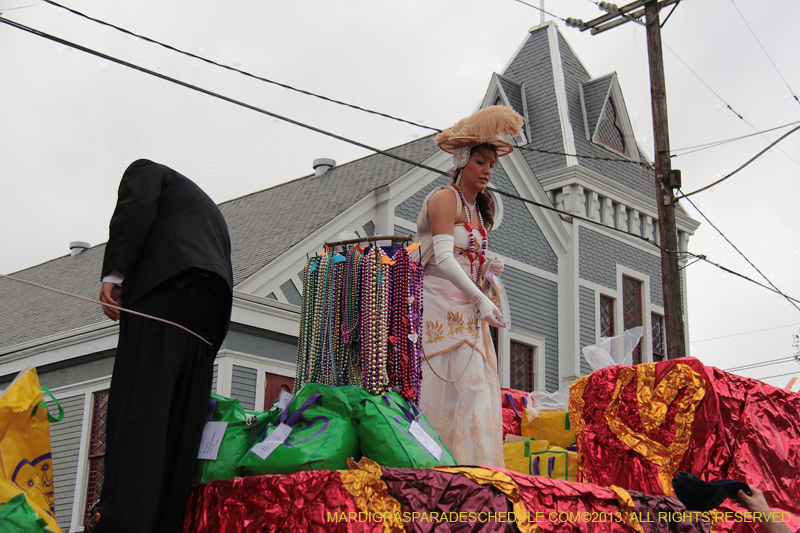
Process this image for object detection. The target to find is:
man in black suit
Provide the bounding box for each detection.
[94,159,233,533]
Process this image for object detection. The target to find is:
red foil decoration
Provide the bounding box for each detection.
[181,470,381,533]
[572,357,800,527]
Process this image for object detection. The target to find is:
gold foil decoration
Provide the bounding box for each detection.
[341,457,404,532]
[610,485,645,533]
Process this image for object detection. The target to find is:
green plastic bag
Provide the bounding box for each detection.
[0,493,56,533]
[237,384,360,476]
[355,392,456,468]
[195,394,277,483]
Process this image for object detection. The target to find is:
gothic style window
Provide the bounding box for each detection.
[596,99,626,154]
[652,313,665,362]
[510,341,535,392]
[623,275,643,364]
[600,295,615,338]
[85,389,109,522]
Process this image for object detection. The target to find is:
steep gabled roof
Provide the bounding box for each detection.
[581,74,614,140]
[501,24,657,200]
[221,135,437,285]
[0,136,438,352]
[495,74,526,119]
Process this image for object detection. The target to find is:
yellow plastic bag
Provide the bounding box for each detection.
[503,438,578,481]
[0,367,63,533]
[521,409,575,448]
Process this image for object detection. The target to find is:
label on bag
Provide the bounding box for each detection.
[197,421,228,460]
[250,423,292,460]
[409,420,443,460]
[277,390,293,410]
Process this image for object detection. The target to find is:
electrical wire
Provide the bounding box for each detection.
[6,13,800,312]
[723,356,798,373]
[510,0,566,21]
[750,370,800,382]
[0,16,449,178]
[674,124,800,201]
[517,144,654,169]
[40,0,440,134]
[663,42,800,169]
[679,193,800,313]
[694,323,800,344]
[694,255,800,306]
[0,15,686,258]
[671,120,800,157]
[729,0,800,106]
[39,1,654,170]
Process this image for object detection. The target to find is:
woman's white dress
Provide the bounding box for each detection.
[416,186,504,468]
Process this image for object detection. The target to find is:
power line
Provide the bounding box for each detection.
[6,13,800,311]
[663,41,800,169]
[695,255,800,306]
[751,370,800,382]
[41,0,653,170]
[694,323,800,344]
[674,124,800,201]
[671,120,800,157]
[511,0,566,21]
[40,0,440,134]
[729,0,800,106]
[0,15,680,255]
[723,356,797,373]
[679,193,800,313]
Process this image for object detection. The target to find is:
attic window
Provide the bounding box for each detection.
[494,96,504,106]
[596,99,626,154]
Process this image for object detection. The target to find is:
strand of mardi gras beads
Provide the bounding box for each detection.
[294,258,311,392]
[310,253,329,384]
[359,247,373,391]
[301,255,321,386]
[377,248,390,392]
[333,258,347,386]
[410,256,424,403]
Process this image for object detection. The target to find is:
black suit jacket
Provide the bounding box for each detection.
[102,159,233,308]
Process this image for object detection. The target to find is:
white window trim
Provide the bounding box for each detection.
[504,329,546,392]
[49,377,112,533]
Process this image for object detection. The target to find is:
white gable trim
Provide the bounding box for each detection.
[590,73,641,163]
[499,148,571,256]
[548,24,578,167]
[480,74,529,146]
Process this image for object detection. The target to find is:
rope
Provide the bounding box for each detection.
[0,273,213,345]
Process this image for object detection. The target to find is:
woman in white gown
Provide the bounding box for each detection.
[416,106,523,467]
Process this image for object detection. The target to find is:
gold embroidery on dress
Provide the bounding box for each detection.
[455,402,467,463]
[467,315,480,336]
[470,410,487,465]
[447,311,465,335]
[425,320,444,344]
[423,339,486,362]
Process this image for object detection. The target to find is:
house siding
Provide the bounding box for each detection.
[50,393,85,531]
[231,365,257,410]
[490,164,558,274]
[579,285,595,376]
[578,226,663,306]
[503,266,559,392]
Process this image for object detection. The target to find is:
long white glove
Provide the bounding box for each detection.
[433,234,506,328]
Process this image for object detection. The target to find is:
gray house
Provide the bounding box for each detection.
[0,21,698,532]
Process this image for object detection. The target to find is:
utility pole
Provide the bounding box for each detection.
[566,0,686,359]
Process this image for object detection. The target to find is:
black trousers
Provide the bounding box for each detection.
[96,271,230,533]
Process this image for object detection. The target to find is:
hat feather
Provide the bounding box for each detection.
[435,106,524,152]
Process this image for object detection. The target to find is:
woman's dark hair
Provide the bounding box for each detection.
[450,143,496,229]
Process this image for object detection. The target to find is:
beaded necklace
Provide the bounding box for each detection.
[452,184,488,283]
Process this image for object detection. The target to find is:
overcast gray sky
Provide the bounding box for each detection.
[1,0,798,387]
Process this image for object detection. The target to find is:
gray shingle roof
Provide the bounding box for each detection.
[496,74,525,119]
[0,136,438,351]
[581,74,614,138]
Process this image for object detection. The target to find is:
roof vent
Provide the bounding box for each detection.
[313,158,336,177]
[70,241,90,256]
